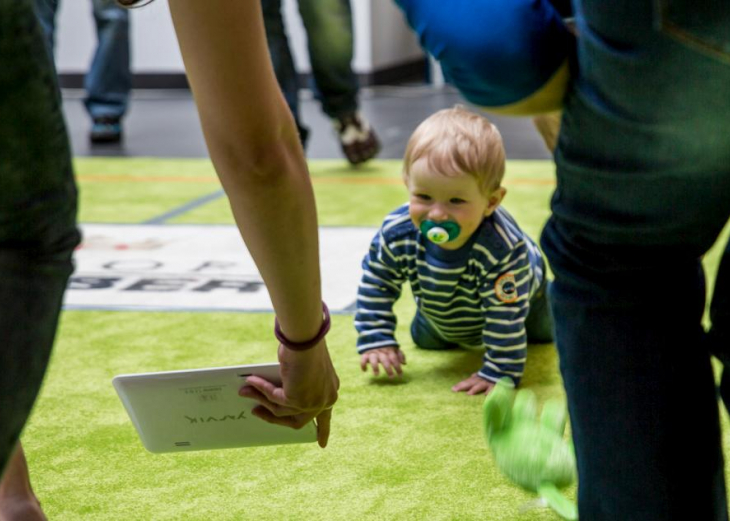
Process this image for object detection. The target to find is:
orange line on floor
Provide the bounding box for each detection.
[77,175,555,186]
[77,175,217,183]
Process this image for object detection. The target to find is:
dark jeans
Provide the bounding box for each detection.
[411,280,554,350]
[541,0,730,518]
[34,0,131,120]
[261,0,359,135]
[0,0,80,475]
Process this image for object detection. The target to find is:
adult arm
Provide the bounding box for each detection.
[167,0,338,447]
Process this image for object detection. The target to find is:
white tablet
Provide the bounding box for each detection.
[112,363,317,453]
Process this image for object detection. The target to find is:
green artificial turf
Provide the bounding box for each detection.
[17,157,730,520]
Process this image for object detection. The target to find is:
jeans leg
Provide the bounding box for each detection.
[542,1,730,517]
[410,310,458,350]
[84,0,130,120]
[0,0,80,476]
[524,279,554,343]
[298,0,358,119]
[261,0,307,141]
[543,251,727,520]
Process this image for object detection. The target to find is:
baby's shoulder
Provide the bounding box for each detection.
[473,208,532,259]
[380,204,418,243]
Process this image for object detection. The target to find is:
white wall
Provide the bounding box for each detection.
[53,0,422,75]
[370,0,423,69]
[55,0,183,73]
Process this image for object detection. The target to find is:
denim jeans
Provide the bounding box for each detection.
[261,0,359,132]
[34,0,131,120]
[0,0,80,475]
[411,280,554,350]
[541,1,730,518]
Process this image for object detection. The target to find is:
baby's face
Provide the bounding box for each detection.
[407,159,501,250]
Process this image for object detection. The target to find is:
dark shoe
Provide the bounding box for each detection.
[333,111,380,165]
[90,117,122,144]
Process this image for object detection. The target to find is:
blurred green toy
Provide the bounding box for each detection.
[483,379,578,520]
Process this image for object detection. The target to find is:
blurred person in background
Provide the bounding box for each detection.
[34,0,131,144]
[262,0,380,165]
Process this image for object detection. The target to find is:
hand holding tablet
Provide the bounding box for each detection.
[113,363,318,453]
[241,341,339,448]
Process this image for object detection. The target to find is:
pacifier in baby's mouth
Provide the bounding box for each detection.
[419,220,461,244]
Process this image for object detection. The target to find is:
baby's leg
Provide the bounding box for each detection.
[525,280,554,344]
[410,311,458,350]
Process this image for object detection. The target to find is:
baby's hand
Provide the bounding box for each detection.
[360,346,406,378]
[452,373,495,395]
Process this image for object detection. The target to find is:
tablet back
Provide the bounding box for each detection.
[112,363,316,453]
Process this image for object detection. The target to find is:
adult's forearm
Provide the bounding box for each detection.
[168,0,324,341]
[213,136,324,342]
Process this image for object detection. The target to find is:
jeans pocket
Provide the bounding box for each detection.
[655,0,730,63]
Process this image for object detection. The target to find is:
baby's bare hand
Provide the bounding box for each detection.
[452,374,495,395]
[360,347,406,378]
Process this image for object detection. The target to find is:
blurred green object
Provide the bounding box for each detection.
[483,379,578,520]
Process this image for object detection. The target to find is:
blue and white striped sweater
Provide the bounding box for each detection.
[355,204,545,385]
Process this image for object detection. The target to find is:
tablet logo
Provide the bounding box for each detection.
[184,411,248,424]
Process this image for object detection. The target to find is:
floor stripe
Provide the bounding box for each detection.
[143,189,225,224]
[64,304,356,315]
[77,175,217,183]
[78,174,555,186]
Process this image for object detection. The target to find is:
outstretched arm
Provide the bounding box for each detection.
[168,0,338,446]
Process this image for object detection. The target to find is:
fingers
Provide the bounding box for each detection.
[242,375,286,405]
[466,382,490,395]
[379,351,402,378]
[452,375,494,395]
[360,348,404,378]
[251,405,311,429]
[250,405,332,449]
[315,408,332,448]
[360,352,374,373]
[240,376,301,417]
[451,380,473,393]
[240,386,299,417]
[481,381,496,396]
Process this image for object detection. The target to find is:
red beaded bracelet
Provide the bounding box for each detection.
[274,303,331,351]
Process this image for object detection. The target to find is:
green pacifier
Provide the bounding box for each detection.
[420,220,461,244]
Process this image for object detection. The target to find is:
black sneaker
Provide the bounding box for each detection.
[333,111,380,165]
[90,116,122,144]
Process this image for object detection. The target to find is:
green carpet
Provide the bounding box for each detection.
[18,157,730,520]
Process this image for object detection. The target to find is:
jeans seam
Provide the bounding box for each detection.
[655,0,730,65]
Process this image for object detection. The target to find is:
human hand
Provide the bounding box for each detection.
[360,346,406,378]
[452,373,495,395]
[239,339,339,448]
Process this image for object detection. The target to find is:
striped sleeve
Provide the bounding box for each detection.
[476,250,531,387]
[355,229,405,353]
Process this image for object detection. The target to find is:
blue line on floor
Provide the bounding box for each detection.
[143,189,225,224]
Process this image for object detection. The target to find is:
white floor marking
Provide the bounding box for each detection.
[66,224,377,313]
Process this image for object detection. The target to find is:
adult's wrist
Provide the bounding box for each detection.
[274,302,330,352]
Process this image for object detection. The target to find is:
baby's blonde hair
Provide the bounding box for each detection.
[403,105,506,194]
